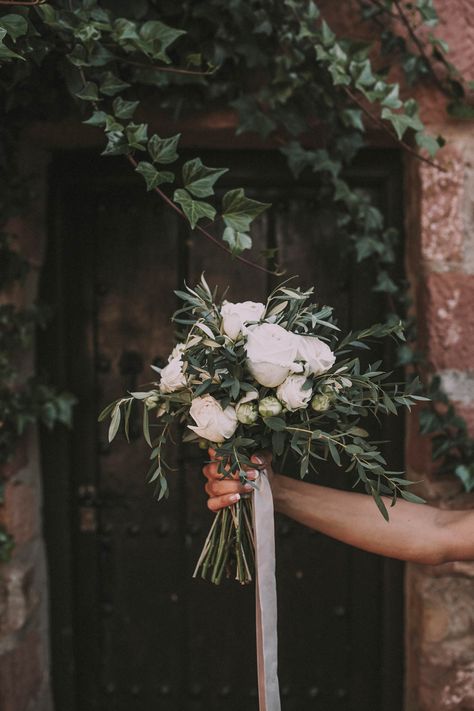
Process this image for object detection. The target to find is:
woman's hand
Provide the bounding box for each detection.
[203,448,274,512]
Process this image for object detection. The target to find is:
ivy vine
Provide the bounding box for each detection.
[1,0,473,559]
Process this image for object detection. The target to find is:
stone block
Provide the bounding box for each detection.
[422,272,474,370]
[419,147,464,267]
[0,480,39,547]
[0,628,43,711]
[0,557,39,636]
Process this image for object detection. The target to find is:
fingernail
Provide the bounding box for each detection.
[243,483,253,491]
[230,493,240,502]
[252,455,264,465]
[246,470,258,480]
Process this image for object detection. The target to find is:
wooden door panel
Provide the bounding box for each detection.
[40,148,404,711]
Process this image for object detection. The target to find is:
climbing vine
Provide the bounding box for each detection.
[0,0,473,559]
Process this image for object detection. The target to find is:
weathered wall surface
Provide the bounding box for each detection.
[0,147,52,711]
[404,27,474,703]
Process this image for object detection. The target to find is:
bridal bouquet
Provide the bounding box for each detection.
[100,275,425,584]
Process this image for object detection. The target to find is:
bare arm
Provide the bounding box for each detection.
[203,450,474,565]
[272,474,474,565]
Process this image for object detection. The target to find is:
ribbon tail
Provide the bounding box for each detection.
[252,470,281,711]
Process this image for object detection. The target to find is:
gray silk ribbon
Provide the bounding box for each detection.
[252,470,281,711]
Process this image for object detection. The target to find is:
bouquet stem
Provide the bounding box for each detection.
[193,497,255,585]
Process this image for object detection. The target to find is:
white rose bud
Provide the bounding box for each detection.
[277,375,312,411]
[236,391,259,424]
[221,300,266,341]
[311,393,331,412]
[295,335,335,376]
[159,355,187,393]
[258,396,283,418]
[245,323,298,387]
[145,394,160,409]
[188,395,238,443]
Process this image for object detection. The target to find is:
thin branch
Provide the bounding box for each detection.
[109,53,218,78]
[126,156,274,275]
[0,0,45,4]
[343,87,446,171]
[392,0,449,97]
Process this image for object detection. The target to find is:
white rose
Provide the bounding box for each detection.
[188,395,238,443]
[159,357,187,393]
[295,335,335,375]
[245,323,298,387]
[221,300,266,340]
[276,374,312,411]
[236,391,259,424]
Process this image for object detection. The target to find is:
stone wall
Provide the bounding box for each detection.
[0,147,52,711]
[404,118,474,711]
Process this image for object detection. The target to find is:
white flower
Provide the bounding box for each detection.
[294,335,335,376]
[159,344,187,393]
[236,391,259,424]
[221,300,266,340]
[245,323,298,387]
[276,375,312,411]
[188,395,238,443]
[258,396,283,418]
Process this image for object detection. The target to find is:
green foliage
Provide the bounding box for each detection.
[0,0,473,531]
[104,277,426,515]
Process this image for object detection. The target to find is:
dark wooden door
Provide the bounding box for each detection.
[39,147,404,711]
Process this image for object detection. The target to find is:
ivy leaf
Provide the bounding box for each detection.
[0,29,24,61]
[101,130,128,156]
[112,97,139,119]
[125,123,148,150]
[135,161,174,190]
[182,158,228,198]
[415,132,442,157]
[222,227,252,255]
[174,188,216,229]
[148,133,181,164]
[0,14,28,41]
[75,81,99,101]
[381,107,423,140]
[99,71,131,96]
[222,188,269,231]
[83,110,107,127]
[137,20,186,63]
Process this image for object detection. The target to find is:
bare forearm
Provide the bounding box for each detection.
[273,475,462,565]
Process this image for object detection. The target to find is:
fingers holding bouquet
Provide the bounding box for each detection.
[203,448,274,512]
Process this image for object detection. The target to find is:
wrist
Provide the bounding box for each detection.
[271,473,291,513]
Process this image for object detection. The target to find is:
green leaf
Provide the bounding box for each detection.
[0,14,28,41]
[108,405,121,442]
[112,97,139,119]
[182,158,228,198]
[415,132,441,157]
[173,188,216,229]
[135,162,174,190]
[400,490,427,504]
[83,110,107,127]
[0,28,24,61]
[99,72,131,96]
[75,81,99,102]
[372,489,390,521]
[222,227,252,255]
[102,130,128,156]
[125,122,148,150]
[138,20,186,63]
[148,133,181,164]
[222,188,270,231]
[381,107,423,140]
[143,404,152,446]
[263,416,286,431]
